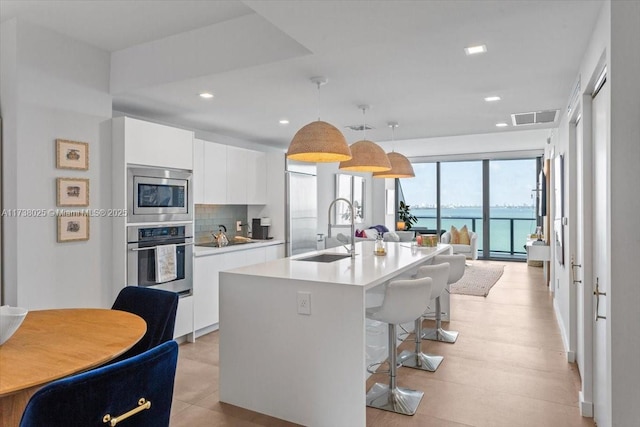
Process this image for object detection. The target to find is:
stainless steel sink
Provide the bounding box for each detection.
[295,253,353,263]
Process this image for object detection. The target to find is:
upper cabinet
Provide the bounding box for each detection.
[117,117,194,170]
[194,139,266,205]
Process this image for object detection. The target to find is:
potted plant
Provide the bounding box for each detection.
[397,201,418,230]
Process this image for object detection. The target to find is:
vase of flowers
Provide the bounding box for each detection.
[397,201,418,230]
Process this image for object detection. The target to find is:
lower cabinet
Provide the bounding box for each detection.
[194,244,284,333]
[174,295,194,340]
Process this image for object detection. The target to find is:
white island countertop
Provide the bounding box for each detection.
[224,241,451,289]
[219,241,452,427]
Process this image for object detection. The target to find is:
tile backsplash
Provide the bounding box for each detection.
[195,205,248,244]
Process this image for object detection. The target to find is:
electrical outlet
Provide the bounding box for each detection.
[236,220,242,232]
[297,292,311,315]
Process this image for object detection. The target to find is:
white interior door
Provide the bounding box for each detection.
[592,79,610,427]
[575,113,594,415]
[575,119,586,376]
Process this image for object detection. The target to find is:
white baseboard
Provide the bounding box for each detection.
[553,298,571,355]
[567,350,576,363]
[579,391,594,417]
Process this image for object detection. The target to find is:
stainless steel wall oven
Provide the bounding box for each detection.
[127,223,193,296]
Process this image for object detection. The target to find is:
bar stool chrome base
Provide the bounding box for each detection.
[398,350,444,371]
[365,383,424,416]
[422,296,459,343]
[422,327,459,343]
[398,318,444,371]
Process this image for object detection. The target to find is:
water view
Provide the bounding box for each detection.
[411,206,537,255]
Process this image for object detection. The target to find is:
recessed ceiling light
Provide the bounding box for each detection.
[496,122,508,127]
[199,92,214,99]
[279,119,290,125]
[464,44,487,55]
[484,96,501,102]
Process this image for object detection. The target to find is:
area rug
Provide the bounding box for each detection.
[450,264,505,297]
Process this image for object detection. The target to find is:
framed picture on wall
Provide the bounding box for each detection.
[57,178,89,207]
[57,213,90,242]
[56,139,89,170]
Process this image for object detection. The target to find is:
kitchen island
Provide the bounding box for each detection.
[219,241,452,426]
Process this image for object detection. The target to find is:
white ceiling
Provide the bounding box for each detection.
[1,0,603,150]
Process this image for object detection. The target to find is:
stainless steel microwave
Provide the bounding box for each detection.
[127,166,192,223]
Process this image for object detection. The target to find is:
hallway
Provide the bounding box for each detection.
[170,261,593,426]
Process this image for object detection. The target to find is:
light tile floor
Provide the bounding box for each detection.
[170,261,594,427]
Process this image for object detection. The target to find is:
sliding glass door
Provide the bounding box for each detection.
[489,159,537,257]
[398,163,437,230]
[398,156,540,260]
[440,161,483,252]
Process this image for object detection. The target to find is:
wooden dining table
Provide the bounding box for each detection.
[0,308,147,427]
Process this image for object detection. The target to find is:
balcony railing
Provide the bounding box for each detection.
[412,215,536,256]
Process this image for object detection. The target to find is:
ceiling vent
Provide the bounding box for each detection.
[345,124,374,132]
[511,110,558,126]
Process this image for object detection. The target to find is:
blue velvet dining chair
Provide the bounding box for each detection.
[110,286,179,363]
[19,340,179,427]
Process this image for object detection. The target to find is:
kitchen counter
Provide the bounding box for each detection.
[223,241,450,290]
[219,241,452,427]
[194,239,284,256]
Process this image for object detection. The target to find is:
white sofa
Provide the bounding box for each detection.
[441,230,478,260]
[325,230,415,249]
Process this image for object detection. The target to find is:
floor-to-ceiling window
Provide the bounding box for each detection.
[398,163,437,230]
[440,161,484,253]
[489,159,538,258]
[398,156,540,260]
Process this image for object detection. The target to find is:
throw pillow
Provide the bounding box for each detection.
[383,231,400,242]
[364,228,379,239]
[459,225,471,245]
[372,224,390,234]
[450,226,460,244]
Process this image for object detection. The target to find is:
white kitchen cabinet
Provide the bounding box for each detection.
[247,150,267,204]
[193,139,267,205]
[265,244,284,261]
[193,139,205,204]
[203,142,227,204]
[194,256,224,331]
[193,244,284,334]
[226,146,248,204]
[120,117,193,170]
[174,295,194,340]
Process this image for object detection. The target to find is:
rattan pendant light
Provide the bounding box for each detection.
[286,77,352,163]
[338,105,391,172]
[373,122,415,178]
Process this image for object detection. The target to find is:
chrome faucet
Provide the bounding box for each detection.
[327,197,356,257]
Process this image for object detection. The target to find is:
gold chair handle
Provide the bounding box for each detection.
[103,398,151,426]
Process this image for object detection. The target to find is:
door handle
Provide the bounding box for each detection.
[593,277,606,321]
[571,256,582,284]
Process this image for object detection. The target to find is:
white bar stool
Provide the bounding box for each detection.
[398,263,449,371]
[422,254,466,343]
[365,277,433,416]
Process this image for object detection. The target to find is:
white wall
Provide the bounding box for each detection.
[377,129,548,159]
[550,1,640,424]
[0,19,113,309]
[608,2,640,424]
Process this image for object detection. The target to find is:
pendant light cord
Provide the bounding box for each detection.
[317,81,321,121]
[362,107,367,140]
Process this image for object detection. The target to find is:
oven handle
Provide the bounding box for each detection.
[130,242,193,252]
